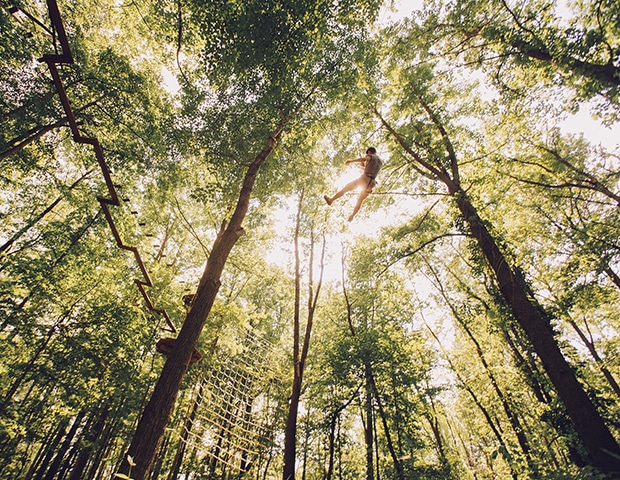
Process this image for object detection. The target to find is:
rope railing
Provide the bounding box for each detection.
[32,0,176,332]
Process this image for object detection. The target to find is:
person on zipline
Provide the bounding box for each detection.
[324,147,383,221]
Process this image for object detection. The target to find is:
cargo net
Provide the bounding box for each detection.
[178,329,282,477]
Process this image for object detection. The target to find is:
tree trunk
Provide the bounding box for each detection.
[23,418,70,480]
[149,431,171,480]
[1,284,97,413]
[363,367,374,480]
[66,401,110,480]
[326,412,339,480]
[325,385,361,480]
[88,405,125,480]
[367,368,404,479]
[207,397,235,477]
[240,397,254,474]
[424,320,518,478]
[301,410,311,480]
[283,193,304,480]
[502,328,553,404]
[446,416,480,480]
[377,105,620,476]
[456,191,620,474]
[116,125,286,480]
[427,414,445,467]
[37,410,85,480]
[339,249,402,479]
[283,195,325,480]
[429,263,532,459]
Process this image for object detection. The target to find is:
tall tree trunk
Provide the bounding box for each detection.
[87,403,126,480]
[445,416,480,480]
[208,394,235,477]
[426,412,447,470]
[283,194,325,480]
[326,413,338,480]
[301,410,311,480]
[1,284,97,412]
[424,320,518,479]
[325,385,361,480]
[377,107,620,476]
[240,396,254,474]
[367,369,404,479]
[116,123,287,480]
[66,401,111,480]
[37,411,85,480]
[23,418,71,480]
[456,191,620,473]
[501,328,553,404]
[283,192,304,480]
[416,379,449,470]
[363,366,374,480]
[339,249,404,479]
[149,431,171,480]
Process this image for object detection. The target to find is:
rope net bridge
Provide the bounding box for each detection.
[172,328,283,478]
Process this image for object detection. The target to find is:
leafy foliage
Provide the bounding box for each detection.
[1,0,619,478]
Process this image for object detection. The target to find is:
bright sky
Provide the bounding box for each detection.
[378,0,424,24]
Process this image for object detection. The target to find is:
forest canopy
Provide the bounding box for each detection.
[1,0,619,479]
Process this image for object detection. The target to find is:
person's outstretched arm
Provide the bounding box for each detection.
[345,155,369,166]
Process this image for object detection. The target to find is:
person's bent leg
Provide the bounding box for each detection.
[325,178,362,205]
[348,189,370,222]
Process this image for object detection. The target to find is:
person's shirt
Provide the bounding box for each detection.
[364,154,383,178]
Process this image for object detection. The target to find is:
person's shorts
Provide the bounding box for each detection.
[365,176,377,192]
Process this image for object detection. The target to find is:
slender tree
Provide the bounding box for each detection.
[283,191,326,479]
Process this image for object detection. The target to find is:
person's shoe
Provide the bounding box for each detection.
[347,214,355,222]
[324,195,333,206]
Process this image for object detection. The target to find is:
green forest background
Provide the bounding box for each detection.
[1,0,619,478]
